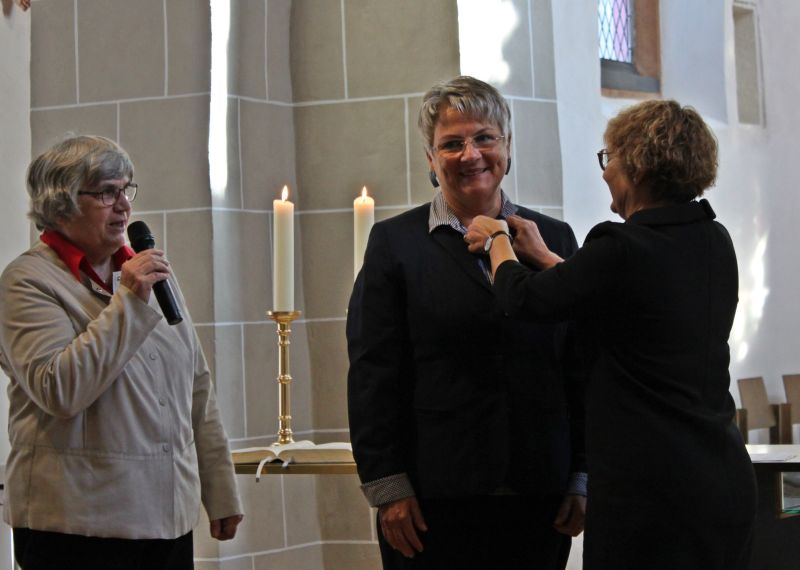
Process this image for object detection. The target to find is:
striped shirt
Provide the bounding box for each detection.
[428,190,517,283]
[427,189,518,234]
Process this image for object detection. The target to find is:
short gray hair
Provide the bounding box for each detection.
[418,76,512,150]
[27,135,134,230]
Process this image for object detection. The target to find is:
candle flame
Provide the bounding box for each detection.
[361,186,370,201]
[281,185,289,201]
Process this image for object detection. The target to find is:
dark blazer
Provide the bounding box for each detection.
[494,200,757,557]
[347,203,586,499]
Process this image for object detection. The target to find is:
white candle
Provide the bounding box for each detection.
[273,185,294,311]
[354,186,375,280]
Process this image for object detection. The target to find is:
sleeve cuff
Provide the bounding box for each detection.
[360,473,415,507]
[567,472,588,496]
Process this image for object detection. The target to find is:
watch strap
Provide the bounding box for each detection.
[485,230,513,253]
[490,230,514,245]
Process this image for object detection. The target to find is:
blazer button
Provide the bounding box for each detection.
[159,398,166,406]
[162,444,170,452]
[149,353,157,360]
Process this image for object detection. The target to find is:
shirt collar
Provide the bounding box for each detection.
[625,199,716,226]
[41,229,135,288]
[428,190,518,234]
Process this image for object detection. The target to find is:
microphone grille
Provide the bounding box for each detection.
[127,220,155,252]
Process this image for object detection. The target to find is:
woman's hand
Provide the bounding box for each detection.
[553,494,586,537]
[506,215,563,269]
[120,249,172,303]
[379,496,428,558]
[464,215,509,255]
[210,514,243,540]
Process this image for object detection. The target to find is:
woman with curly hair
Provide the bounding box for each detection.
[465,99,756,570]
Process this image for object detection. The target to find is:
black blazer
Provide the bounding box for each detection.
[347,203,586,499]
[494,200,756,525]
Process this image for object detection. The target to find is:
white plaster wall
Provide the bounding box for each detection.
[723,0,800,401]
[551,2,612,245]
[661,0,728,123]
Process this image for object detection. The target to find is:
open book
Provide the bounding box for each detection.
[232,440,354,465]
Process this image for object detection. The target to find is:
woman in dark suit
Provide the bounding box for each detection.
[348,76,587,569]
[467,99,757,570]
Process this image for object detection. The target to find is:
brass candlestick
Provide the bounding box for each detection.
[267,310,301,446]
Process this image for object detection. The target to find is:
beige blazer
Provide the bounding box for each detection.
[0,241,242,539]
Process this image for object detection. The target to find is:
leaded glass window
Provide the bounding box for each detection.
[598,0,633,63]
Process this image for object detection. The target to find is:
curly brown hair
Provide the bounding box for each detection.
[604,100,718,203]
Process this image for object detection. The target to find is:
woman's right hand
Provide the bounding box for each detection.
[507,215,563,269]
[379,496,428,558]
[120,249,172,303]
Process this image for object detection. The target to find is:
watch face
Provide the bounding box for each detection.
[483,235,493,253]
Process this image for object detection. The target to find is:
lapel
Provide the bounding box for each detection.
[430,226,493,293]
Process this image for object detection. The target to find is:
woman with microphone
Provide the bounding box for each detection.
[0,135,242,569]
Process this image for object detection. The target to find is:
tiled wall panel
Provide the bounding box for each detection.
[167,0,211,95]
[344,0,460,98]
[119,96,212,211]
[290,0,345,102]
[30,0,76,107]
[78,0,165,102]
[30,104,117,156]
[307,320,349,429]
[230,0,267,100]
[240,101,297,210]
[294,99,407,210]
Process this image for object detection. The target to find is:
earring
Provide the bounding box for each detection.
[429,170,440,188]
[505,157,512,175]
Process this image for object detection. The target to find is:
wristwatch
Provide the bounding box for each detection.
[484,230,513,253]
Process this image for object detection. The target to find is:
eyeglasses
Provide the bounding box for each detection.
[435,134,506,156]
[78,182,138,206]
[597,149,612,171]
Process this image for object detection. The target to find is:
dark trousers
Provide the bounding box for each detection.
[378,495,571,570]
[13,528,194,570]
[584,504,754,570]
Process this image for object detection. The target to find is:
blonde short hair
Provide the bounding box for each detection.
[418,76,511,151]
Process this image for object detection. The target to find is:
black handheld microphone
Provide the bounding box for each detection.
[127,221,183,325]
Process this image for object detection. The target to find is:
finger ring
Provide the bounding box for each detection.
[463,235,469,243]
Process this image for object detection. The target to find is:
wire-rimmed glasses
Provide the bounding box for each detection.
[435,134,506,157]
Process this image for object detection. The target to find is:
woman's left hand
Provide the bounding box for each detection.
[553,494,586,537]
[210,514,243,540]
[464,215,508,254]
